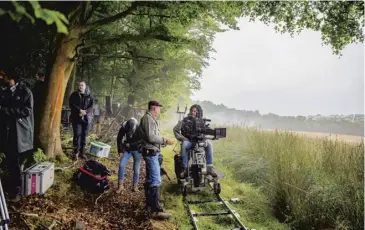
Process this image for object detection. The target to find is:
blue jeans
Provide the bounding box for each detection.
[143,152,161,188]
[181,140,213,168]
[118,150,141,185]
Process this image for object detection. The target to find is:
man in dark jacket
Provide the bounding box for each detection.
[0,71,34,202]
[116,117,143,193]
[69,81,94,160]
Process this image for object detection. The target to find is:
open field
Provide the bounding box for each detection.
[261,129,364,143]
[161,126,364,229]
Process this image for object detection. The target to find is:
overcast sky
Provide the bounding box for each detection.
[191,18,364,116]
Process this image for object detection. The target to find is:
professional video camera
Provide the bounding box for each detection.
[194,117,226,140]
[175,117,227,197]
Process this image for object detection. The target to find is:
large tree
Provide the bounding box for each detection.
[1,1,363,157]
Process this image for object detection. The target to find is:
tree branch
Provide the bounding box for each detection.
[79,1,90,25]
[84,1,139,33]
[127,12,178,18]
[83,54,163,62]
[95,33,192,45]
[85,1,102,22]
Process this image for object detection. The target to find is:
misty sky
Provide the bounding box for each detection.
[191,18,364,116]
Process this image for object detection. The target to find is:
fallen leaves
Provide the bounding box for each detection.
[9,156,155,230]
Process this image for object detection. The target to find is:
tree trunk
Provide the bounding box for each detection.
[110,76,116,101]
[126,94,136,119]
[38,31,80,158]
[65,63,77,104]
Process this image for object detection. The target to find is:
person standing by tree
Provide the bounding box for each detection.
[139,101,174,220]
[0,71,34,202]
[69,81,94,160]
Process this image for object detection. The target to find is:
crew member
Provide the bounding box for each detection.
[139,101,174,220]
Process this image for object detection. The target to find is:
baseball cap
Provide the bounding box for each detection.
[148,100,163,108]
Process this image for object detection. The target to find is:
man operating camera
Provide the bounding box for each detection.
[173,104,217,178]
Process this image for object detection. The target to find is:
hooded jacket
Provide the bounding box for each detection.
[117,118,143,152]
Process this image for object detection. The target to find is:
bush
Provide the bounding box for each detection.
[33,148,47,163]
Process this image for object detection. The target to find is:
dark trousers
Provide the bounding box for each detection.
[72,122,89,155]
[4,151,34,196]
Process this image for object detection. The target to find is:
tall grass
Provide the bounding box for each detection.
[160,130,287,230]
[214,127,364,229]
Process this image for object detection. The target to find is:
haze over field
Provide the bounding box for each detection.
[192,18,364,117]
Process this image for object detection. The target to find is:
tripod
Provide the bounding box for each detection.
[0,180,9,230]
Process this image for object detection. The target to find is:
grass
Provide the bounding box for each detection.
[213,127,364,229]
[159,127,363,230]
[159,130,287,230]
[17,126,362,229]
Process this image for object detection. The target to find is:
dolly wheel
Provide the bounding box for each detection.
[214,182,221,194]
[182,185,187,197]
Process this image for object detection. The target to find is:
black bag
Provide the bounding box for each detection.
[73,160,111,194]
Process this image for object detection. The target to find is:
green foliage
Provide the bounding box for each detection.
[241,1,364,55]
[0,0,68,34]
[33,148,47,163]
[28,1,69,34]
[0,153,5,175]
[78,1,364,113]
[0,152,5,165]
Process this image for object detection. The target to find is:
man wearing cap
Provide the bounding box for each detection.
[0,71,34,202]
[139,100,174,220]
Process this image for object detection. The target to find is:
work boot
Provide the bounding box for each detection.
[150,186,172,220]
[9,191,21,203]
[78,154,88,160]
[72,152,79,161]
[116,180,124,194]
[79,149,88,160]
[9,195,21,203]
[144,183,151,211]
[151,211,172,220]
[207,166,217,177]
[132,184,139,192]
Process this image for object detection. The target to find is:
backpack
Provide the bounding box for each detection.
[73,160,111,194]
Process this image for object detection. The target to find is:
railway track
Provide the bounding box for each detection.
[184,183,249,230]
